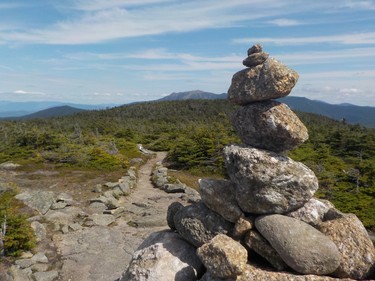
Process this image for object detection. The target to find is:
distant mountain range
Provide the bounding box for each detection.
[158,90,227,101]
[1,91,374,128]
[0,101,116,118]
[158,91,375,128]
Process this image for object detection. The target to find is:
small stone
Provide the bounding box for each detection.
[167,201,184,230]
[247,44,263,55]
[174,202,233,247]
[244,230,287,271]
[255,214,341,275]
[232,216,255,240]
[91,214,115,226]
[199,178,244,223]
[197,234,248,279]
[242,52,269,67]
[61,225,69,234]
[68,223,82,232]
[318,214,375,279]
[92,184,102,193]
[15,258,36,269]
[31,252,48,263]
[50,201,68,210]
[33,271,59,281]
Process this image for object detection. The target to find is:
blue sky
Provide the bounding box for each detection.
[0,0,374,106]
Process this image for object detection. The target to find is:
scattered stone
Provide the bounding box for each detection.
[103,207,125,217]
[174,202,233,247]
[223,145,319,214]
[33,271,59,281]
[92,184,102,193]
[31,252,48,263]
[7,265,33,281]
[103,182,119,188]
[121,230,203,281]
[15,258,36,269]
[197,234,248,279]
[244,230,287,271]
[163,183,186,193]
[61,225,69,234]
[20,251,34,259]
[30,221,47,242]
[199,178,244,223]
[287,198,334,226]
[167,201,184,230]
[15,190,55,215]
[228,58,299,105]
[255,214,341,275]
[231,100,308,152]
[118,182,131,195]
[31,263,49,272]
[68,223,82,232]
[50,201,68,210]
[318,214,375,279]
[243,52,269,67]
[232,216,255,240]
[90,214,115,226]
[56,192,73,204]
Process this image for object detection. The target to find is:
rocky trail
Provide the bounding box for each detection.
[1,151,191,281]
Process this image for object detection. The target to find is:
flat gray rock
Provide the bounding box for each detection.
[228,58,299,105]
[242,52,269,67]
[255,214,341,275]
[174,202,233,247]
[121,230,203,281]
[232,100,308,152]
[33,271,58,281]
[15,191,55,215]
[199,178,244,223]
[223,145,318,214]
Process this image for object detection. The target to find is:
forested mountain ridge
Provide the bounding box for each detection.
[0,99,374,229]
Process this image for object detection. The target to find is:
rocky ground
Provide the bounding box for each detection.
[1,152,190,281]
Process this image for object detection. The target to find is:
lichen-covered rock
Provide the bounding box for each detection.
[166,201,184,230]
[197,234,248,279]
[247,44,263,55]
[199,178,244,223]
[286,198,334,226]
[223,145,318,214]
[174,202,233,247]
[244,230,287,271]
[199,264,355,281]
[255,214,341,275]
[232,100,308,152]
[232,216,255,240]
[121,230,203,281]
[228,58,299,105]
[318,214,375,279]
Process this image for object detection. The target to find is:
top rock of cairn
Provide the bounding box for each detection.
[228,44,299,105]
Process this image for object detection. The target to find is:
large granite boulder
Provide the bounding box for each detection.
[223,145,319,214]
[197,234,248,279]
[166,201,184,230]
[231,100,308,152]
[174,202,233,247]
[228,58,298,105]
[255,214,341,275]
[318,214,375,279]
[286,198,334,226]
[121,230,203,281]
[199,178,244,223]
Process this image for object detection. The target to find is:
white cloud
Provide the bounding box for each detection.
[341,0,375,10]
[233,32,375,45]
[71,0,172,11]
[13,90,46,95]
[267,18,301,26]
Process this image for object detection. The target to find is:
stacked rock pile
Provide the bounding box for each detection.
[122,45,375,281]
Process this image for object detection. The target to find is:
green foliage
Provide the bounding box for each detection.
[0,189,35,257]
[0,100,374,229]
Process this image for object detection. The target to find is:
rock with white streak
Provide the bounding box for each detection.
[223,145,319,214]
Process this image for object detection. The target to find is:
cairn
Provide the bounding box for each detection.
[121,45,375,281]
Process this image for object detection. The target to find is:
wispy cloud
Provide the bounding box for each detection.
[233,32,375,45]
[340,0,375,10]
[13,90,46,96]
[267,18,301,26]
[71,0,173,11]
